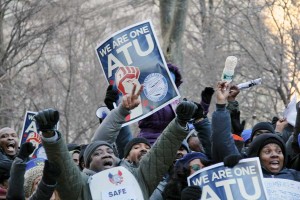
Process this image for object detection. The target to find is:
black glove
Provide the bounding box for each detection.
[271,116,279,126]
[230,110,245,136]
[34,108,59,132]
[193,102,205,120]
[296,101,300,113]
[201,87,215,104]
[181,186,202,200]
[104,85,119,110]
[224,154,243,168]
[42,160,61,185]
[17,142,35,161]
[176,100,197,124]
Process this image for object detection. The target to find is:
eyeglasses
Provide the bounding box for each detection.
[190,164,201,171]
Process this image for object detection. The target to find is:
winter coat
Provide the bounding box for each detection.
[211,104,239,163]
[42,115,189,200]
[6,157,56,200]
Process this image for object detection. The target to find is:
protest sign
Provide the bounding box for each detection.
[19,111,46,159]
[264,178,300,200]
[88,166,144,200]
[283,95,297,126]
[95,20,180,126]
[187,157,268,200]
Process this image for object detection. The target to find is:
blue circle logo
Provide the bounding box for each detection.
[143,73,168,102]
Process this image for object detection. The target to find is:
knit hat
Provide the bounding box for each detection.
[84,141,113,168]
[250,122,275,141]
[175,152,209,170]
[247,133,286,166]
[124,137,151,158]
[181,185,202,200]
[24,158,45,198]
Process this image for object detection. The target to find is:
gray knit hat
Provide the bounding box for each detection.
[84,141,113,168]
[124,137,151,158]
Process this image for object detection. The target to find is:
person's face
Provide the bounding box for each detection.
[259,143,284,174]
[189,159,205,175]
[0,128,18,156]
[72,152,80,166]
[89,145,118,172]
[126,143,150,164]
[176,146,188,160]
[253,130,271,141]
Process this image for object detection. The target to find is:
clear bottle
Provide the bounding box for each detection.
[221,56,238,83]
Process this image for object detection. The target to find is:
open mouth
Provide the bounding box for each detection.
[102,157,113,168]
[6,143,16,152]
[269,160,280,167]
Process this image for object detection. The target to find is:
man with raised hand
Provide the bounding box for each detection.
[34,84,197,200]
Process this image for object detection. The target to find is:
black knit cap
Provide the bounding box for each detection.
[250,122,275,141]
[247,133,286,166]
[124,137,151,158]
[84,141,113,168]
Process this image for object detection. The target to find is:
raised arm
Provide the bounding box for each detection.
[34,109,85,200]
[92,84,142,143]
[138,101,197,194]
[211,82,239,163]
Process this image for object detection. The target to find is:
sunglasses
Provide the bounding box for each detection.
[190,164,201,171]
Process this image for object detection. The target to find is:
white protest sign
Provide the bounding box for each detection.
[88,166,144,200]
[264,178,300,200]
[283,95,297,126]
[188,157,268,200]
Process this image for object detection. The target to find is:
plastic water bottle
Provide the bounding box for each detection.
[221,56,238,83]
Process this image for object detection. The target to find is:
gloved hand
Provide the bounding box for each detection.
[181,185,202,200]
[104,85,119,110]
[201,87,214,104]
[17,142,35,161]
[42,160,61,185]
[34,108,59,132]
[224,154,243,168]
[176,100,197,125]
[271,116,279,126]
[193,102,205,120]
[230,110,245,136]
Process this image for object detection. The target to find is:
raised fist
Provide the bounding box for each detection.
[115,66,141,95]
[34,108,59,132]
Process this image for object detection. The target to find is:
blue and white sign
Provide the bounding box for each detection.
[19,111,46,159]
[187,158,268,200]
[95,20,180,126]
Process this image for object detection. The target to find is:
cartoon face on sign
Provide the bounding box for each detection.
[108,170,123,185]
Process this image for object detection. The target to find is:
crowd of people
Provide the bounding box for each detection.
[0,64,300,200]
